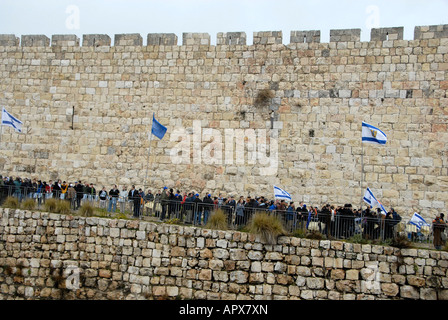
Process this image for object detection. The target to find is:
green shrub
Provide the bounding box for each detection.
[347,234,369,244]
[22,198,36,210]
[115,212,128,220]
[205,209,228,230]
[56,200,71,215]
[93,207,109,218]
[247,212,286,244]
[44,198,58,213]
[3,196,19,209]
[292,228,307,238]
[79,202,94,217]
[166,218,181,225]
[306,230,323,240]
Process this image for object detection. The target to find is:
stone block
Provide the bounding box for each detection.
[82,34,111,46]
[114,33,142,46]
[330,29,361,42]
[381,283,399,297]
[147,33,178,46]
[346,269,359,280]
[182,33,210,46]
[51,34,80,46]
[0,34,19,46]
[217,32,246,45]
[21,35,50,47]
[414,24,448,40]
[400,285,420,299]
[371,27,404,41]
[253,31,282,45]
[290,30,320,43]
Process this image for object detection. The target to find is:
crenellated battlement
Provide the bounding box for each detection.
[1,24,448,47]
[0,23,447,218]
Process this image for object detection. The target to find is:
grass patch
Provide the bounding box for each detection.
[247,212,286,244]
[390,234,412,249]
[115,212,128,220]
[292,228,307,238]
[44,198,58,213]
[306,230,324,240]
[56,200,71,215]
[205,209,228,230]
[43,199,72,214]
[22,198,36,210]
[2,196,19,209]
[166,218,181,225]
[346,234,370,244]
[79,202,94,217]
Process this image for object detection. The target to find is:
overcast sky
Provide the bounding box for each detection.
[1,0,448,44]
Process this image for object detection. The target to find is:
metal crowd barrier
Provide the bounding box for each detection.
[1,185,446,246]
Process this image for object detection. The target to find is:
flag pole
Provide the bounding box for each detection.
[144,114,154,189]
[360,134,364,215]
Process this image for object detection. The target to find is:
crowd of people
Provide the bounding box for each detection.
[0,174,446,248]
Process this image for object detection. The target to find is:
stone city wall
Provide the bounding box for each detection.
[0,25,448,220]
[0,208,447,300]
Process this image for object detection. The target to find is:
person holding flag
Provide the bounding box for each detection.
[363,187,387,216]
[273,185,291,201]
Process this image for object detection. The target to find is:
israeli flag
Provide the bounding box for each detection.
[1,107,23,133]
[151,114,167,140]
[409,212,430,230]
[363,187,387,215]
[362,122,387,145]
[274,185,291,201]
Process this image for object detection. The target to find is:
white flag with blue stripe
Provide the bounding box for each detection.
[274,185,291,201]
[409,212,430,230]
[1,107,23,133]
[362,122,387,145]
[363,187,387,215]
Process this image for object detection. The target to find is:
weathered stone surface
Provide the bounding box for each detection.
[1,26,447,218]
[0,208,447,300]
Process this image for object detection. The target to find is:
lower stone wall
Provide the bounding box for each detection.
[0,208,447,300]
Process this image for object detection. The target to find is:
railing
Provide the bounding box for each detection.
[1,185,445,247]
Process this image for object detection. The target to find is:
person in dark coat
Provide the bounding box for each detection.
[193,193,203,225]
[202,194,214,225]
[433,213,446,250]
[75,181,84,209]
[128,185,141,218]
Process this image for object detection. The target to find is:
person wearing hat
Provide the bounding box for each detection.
[184,192,194,224]
[202,193,214,225]
[193,193,203,226]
